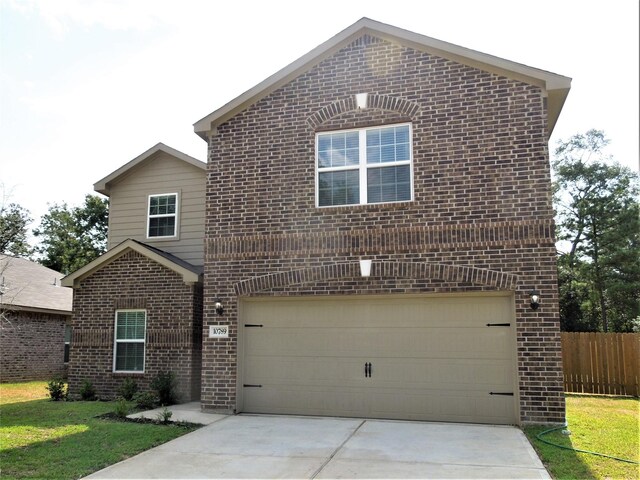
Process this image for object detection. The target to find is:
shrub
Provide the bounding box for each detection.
[114,398,130,418]
[46,379,67,401]
[79,380,97,401]
[151,371,177,406]
[156,407,173,424]
[118,378,138,401]
[134,391,158,410]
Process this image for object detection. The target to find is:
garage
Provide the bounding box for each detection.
[239,294,517,424]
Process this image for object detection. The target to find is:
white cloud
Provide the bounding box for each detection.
[20,0,167,36]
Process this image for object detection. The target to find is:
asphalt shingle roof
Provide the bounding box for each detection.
[0,255,72,314]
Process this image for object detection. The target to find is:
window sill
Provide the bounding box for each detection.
[317,200,414,212]
[145,235,180,242]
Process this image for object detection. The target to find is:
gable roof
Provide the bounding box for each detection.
[0,256,72,315]
[60,239,203,288]
[94,142,206,196]
[194,17,571,140]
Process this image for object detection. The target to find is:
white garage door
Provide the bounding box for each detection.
[240,294,516,424]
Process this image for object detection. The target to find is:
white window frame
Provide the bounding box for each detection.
[113,309,147,374]
[315,123,414,207]
[146,192,179,239]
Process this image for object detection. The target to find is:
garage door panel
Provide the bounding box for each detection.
[244,356,369,387]
[369,387,513,411]
[245,385,369,417]
[379,328,510,359]
[246,327,510,360]
[368,391,437,419]
[369,391,513,424]
[245,386,513,423]
[246,328,385,357]
[241,295,516,424]
[245,357,512,392]
[378,358,512,388]
[243,296,511,329]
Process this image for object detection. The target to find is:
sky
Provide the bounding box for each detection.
[1,0,639,232]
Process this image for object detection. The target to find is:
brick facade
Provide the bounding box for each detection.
[202,35,565,423]
[1,310,69,382]
[68,250,202,401]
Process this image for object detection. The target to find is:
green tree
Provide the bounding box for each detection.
[0,185,32,257]
[34,195,108,274]
[553,130,640,332]
[0,202,32,257]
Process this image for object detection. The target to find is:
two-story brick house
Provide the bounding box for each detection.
[64,18,570,424]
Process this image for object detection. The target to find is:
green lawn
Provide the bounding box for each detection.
[0,381,199,479]
[2,383,637,479]
[524,394,639,480]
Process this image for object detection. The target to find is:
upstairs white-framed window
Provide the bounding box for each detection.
[113,310,146,373]
[147,193,178,238]
[316,123,413,207]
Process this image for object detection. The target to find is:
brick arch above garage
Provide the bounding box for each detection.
[233,261,518,296]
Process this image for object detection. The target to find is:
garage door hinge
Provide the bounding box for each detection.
[486,323,511,327]
[244,324,263,327]
[489,392,514,396]
[243,384,262,388]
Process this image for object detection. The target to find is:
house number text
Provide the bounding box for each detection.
[209,325,229,338]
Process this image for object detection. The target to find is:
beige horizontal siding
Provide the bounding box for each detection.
[107,151,205,266]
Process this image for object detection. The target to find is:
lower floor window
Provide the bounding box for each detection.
[114,310,146,372]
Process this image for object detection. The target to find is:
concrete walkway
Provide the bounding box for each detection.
[89,409,549,479]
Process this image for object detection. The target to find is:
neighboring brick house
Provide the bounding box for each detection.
[65,18,571,424]
[62,143,205,401]
[1,256,72,382]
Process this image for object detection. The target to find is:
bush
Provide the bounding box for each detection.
[151,371,177,406]
[46,379,67,401]
[114,398,130,418]
[79,380,97,401]
[156,407,173,424]
[118,378,138,401]
[134,391,158,410]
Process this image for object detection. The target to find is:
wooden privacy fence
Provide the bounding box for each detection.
[561,332,640,397]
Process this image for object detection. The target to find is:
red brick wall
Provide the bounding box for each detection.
[69,250,202,401]
[202,35,564,423]
[1,310,69,382]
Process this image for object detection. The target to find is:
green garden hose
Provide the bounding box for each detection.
[536,426,639,465]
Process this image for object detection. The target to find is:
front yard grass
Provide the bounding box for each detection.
[3,383,637,479]
[0,381,199,479]
[524,394,639,480]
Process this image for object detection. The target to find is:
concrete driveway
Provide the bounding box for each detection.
[87,415,550,479]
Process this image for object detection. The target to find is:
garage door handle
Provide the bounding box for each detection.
[365,362,372,378]
[489,392,513,396]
